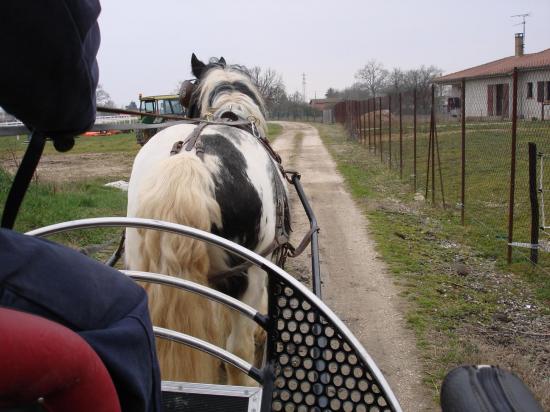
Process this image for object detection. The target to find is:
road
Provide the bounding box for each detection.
[272,121,434,411]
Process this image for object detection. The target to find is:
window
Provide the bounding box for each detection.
[527,82,533,99]
[169,99,183,115]
[142,101,155,113]
[547,81,550,100]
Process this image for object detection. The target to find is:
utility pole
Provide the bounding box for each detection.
[302,73,307,102]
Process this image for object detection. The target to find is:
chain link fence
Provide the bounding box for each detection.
[333,68,550,268]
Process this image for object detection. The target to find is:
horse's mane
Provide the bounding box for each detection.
[190,58,268,135]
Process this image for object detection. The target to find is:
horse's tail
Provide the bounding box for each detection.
[135,153,220,278]
[134,153,224,382]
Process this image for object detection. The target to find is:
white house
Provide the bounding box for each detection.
[435,34,550,120]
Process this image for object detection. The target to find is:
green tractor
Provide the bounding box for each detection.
[135,94,185,145]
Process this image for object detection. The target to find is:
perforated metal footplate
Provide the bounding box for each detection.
[161,381,262,412]
[267,279,397,412]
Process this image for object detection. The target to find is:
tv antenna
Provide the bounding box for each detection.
[511,13,530,41]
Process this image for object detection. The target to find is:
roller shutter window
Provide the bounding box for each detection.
[487,84,494,116]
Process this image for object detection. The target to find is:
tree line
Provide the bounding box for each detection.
[94,59,443,117]
[326,60,442,114]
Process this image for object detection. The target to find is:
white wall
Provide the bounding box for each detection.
[463,69,550,120]
[464,76,511,118]
[518,69,550,120]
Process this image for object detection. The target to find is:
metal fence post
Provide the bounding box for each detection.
[399,93,403,179]
[373,98,377,154]
[356,101,359,140]
[379,96,383,162]
[507,68,519,264]
[356,101,360,139]
[362,100,366,143]
[413,88,417,192]
[528,142,539,264]
[367,99,371,147]
[388,95,392,169]
[461,78,466,225]
[361,100,366,143]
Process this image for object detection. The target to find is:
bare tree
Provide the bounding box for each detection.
[96,84,115,108]
[387,68,406,95]
[246,66,286,109]
[355,60,389,98]
[402,65,442,113]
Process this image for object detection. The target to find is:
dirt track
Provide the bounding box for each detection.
[272,122,434,411]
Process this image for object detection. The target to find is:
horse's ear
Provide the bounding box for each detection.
[191,53,206,78]
[219,57,226,66]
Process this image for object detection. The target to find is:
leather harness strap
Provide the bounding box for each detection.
[170,122,209,158]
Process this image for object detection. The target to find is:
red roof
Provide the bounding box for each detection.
[435,48,550,84]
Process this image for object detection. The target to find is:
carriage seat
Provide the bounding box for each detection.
[0,308,120,412]
[440,365,543,412]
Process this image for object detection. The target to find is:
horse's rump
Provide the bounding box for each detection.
[125,121,286,384]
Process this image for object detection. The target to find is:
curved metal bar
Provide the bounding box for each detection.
[291,173,321,298]
[123,270,265,327]
[26,217,402,411]
[153,326,262,384]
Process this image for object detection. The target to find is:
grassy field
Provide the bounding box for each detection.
[315,122,549,408]
[0,122,283,158]
[0,131,139,156]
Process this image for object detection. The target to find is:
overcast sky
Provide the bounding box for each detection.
[97,0,550,106]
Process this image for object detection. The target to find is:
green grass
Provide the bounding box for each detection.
[267,122,283,141]
[0,169,127,251]
[0,132,139,159]
[315,122,550,404]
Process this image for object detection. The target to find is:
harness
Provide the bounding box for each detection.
[169,113,290,268]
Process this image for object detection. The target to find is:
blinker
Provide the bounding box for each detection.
[179,80,196,108]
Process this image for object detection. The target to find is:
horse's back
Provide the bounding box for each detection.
[127,123,282,266]
[127,124,197,217]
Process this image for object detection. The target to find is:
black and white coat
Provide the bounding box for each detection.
[125,55,289,385]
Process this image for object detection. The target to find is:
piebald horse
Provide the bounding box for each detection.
[125,54,290,385]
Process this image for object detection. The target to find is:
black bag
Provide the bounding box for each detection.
[441,365,543,412]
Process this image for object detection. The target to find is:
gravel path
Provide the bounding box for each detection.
[272,121,435,411]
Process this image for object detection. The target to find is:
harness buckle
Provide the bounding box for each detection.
[248,116,260,138]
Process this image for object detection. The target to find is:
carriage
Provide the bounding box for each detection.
[0,4,543,411]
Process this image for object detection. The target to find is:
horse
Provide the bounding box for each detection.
[125,54,290,386]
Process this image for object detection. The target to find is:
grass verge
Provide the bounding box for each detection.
[314,122,550,408]
[267,122,283,141]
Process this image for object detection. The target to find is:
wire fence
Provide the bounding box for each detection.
[270,107,323,123]
[333,68,550,268]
